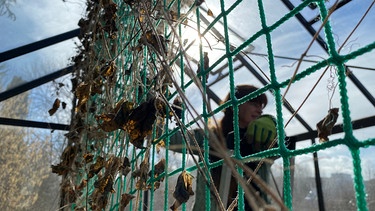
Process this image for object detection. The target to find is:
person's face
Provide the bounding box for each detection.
[238,101,263,128]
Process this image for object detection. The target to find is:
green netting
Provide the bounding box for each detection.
[55,0,375,210]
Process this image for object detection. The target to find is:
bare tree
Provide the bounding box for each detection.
[0,76,50,210]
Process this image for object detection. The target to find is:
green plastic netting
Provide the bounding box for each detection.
[55,0,375,210]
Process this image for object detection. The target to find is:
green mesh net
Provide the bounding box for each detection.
[54,0,375,210]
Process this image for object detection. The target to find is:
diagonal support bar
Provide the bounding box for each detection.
[0,66,74,102]
[0,28,80,63]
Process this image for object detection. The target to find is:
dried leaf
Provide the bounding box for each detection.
[317,108,339,143]
[140,30,168,55]
[147,159,166,190]
[51,163,70,175]
[55,145,78,174]
[105,155,122,176]
[172,96,183,119]
[120,157,131,176]
[124,99,158,148]
[170,171,194,210]
[96,100,134,132]
[94,174,115,194]
[101,61,116,77]
[132,159,149,190]
[48,98,60,116]
[88,156,105,178]
[150,158,166,179]
[83,153,94,163]
[75,82,90,113]
[120,193,135,210]
[155,140,165,153]
[207,9,214,17]
[76,179,88,192]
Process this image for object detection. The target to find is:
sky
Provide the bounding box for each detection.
[0,0,85,85]
[0,0,375,183]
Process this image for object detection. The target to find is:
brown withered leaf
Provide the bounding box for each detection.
[317,108,339,143]
[76,179,87,192]
[88,156,105,178]
[132,159,149,190]
[94,174,115,194]
[120,193,135,210]
[51,163,70,175]
[172,96,183,119]
[75,82,90,113]
[97,98,158,149]
[51,145,78,175]
[140,30,168,55]
[168,11,188,25]
[48,98,60,116]
[83,153,94,163]
[170,171,194,211]
[150,158,166,179]
[123,99,158,148]
[96,100,134,132]
[207,9,214,17]
[138,8,147,23]
[105,155,122,176]
[120,157,131,176]
[91,188,109,211]
[148,159,166,190]
[155,140,165,154]
[101,61,116,77]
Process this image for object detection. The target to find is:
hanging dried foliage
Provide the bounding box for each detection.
[170,171,195,211]
[132,158,150,190]
[56,0,206,209]
[51,145,78,176]
[88,156,105,178]
[120,156,131,176]
[48,98,61,116]
[316,108,339,143]
[120,193,135,210]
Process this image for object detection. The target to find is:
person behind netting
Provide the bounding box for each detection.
[193,84,279,211]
